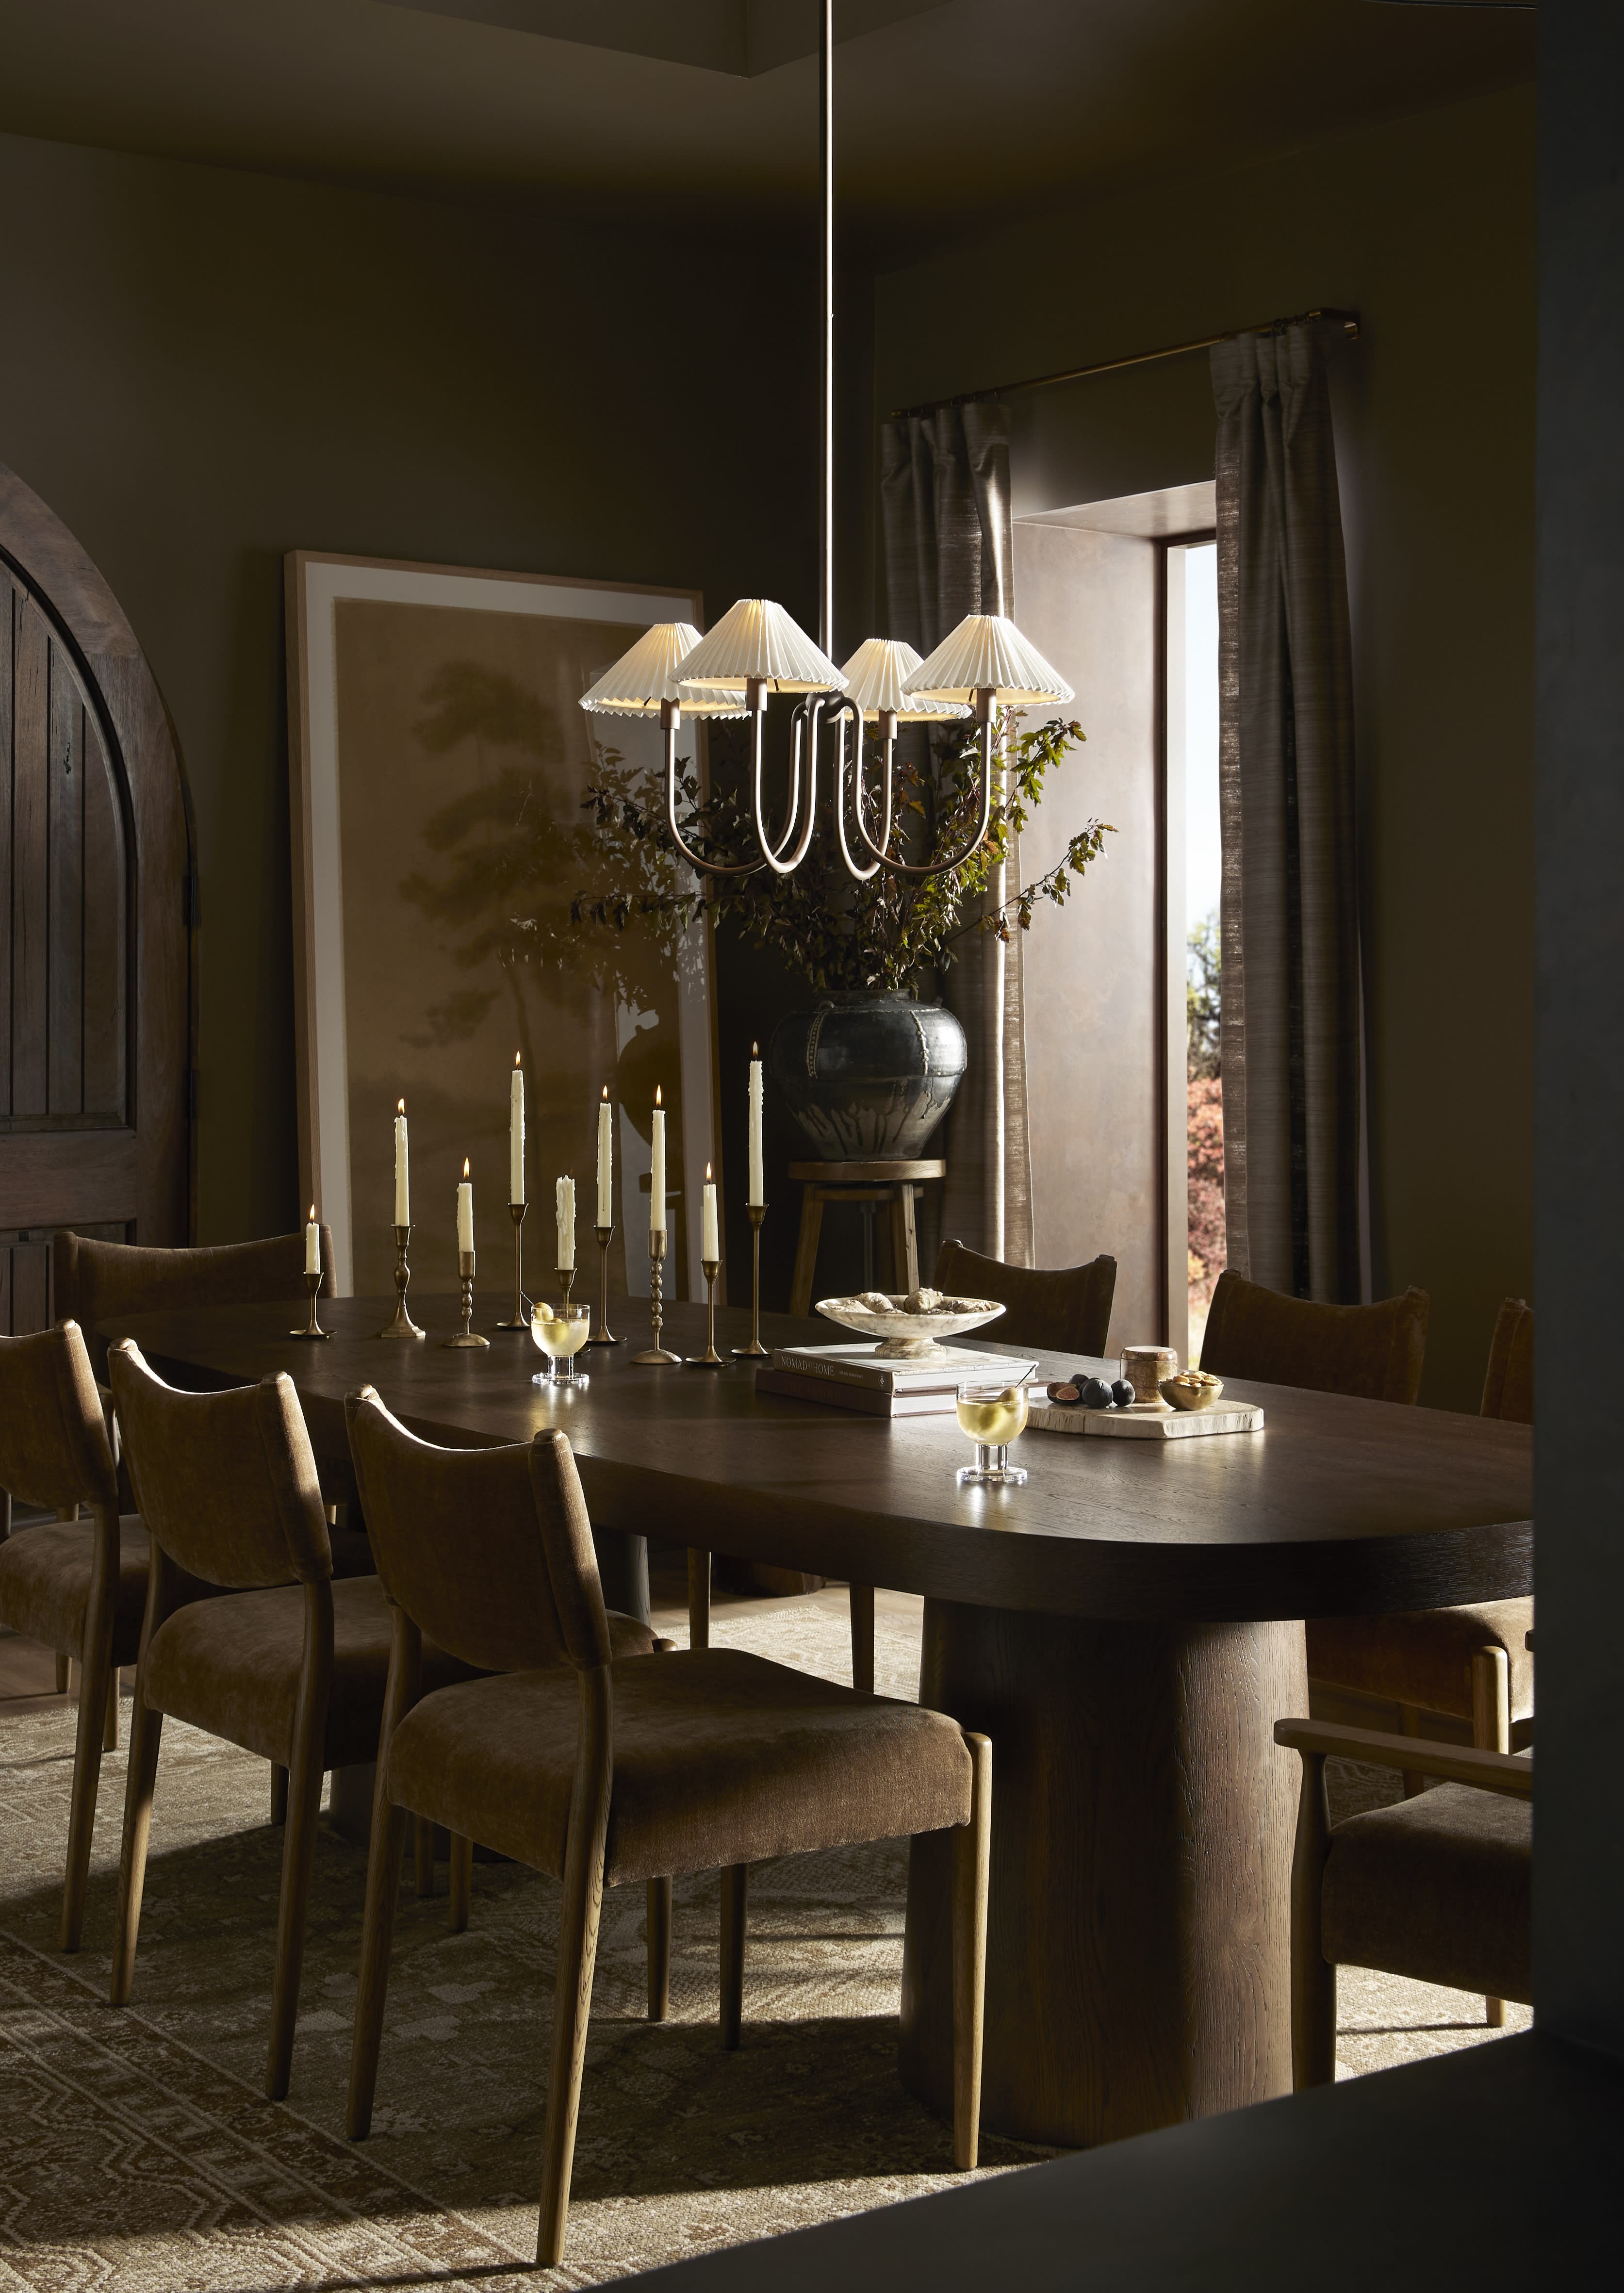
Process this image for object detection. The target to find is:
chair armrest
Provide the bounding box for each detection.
[1274,1717,1533,1801]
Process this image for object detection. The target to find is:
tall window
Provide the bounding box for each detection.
[1175,541,1224,1361]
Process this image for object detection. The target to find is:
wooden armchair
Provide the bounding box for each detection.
[1275,1717,1532,2090]
[344,1385,992,2269]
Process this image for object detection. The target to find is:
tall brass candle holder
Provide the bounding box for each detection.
[289,1272,330,1341]
[444,1251,490,1350]
[631,1230,680,1364]
[732,1202,769,1359]
[686,1259,725,1367]
[587,1223,620,1346]
[377,1225,426,1339]
[552,1264,578,1310]
[494,1202,529,1330]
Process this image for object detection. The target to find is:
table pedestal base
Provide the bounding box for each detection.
[900,1600,1306,2148]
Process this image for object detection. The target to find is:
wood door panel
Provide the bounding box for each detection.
[0,464,192,1333]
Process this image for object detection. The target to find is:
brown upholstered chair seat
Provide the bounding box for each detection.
[145,1576,656,1771]
[0,1515,152,1665]
[1308,1598,1534,1721]
[1320,1773,1532,2003]
[385,1647,973,1887]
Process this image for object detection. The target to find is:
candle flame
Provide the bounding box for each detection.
[751,1041,758,1058]
[307,1204,316,1223]
[513,1049,522,1068]
[397,1097,405,1114]
[461,1158,471,1179]
[705,1162,712,1181]
[601,1082,610,1100]
[654,1085,662,1107]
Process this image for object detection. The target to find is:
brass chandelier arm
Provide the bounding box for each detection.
[661,714,766,879]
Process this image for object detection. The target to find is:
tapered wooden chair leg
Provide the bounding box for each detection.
[1289,1749,1337,2088]
[950,1733,991,2170]
[60,1653,114,1952]
[536,1716,610,2272]
[647,1877,672,2021]
[849,1584,875,1694]
[347,1796,410,2139]
[720,1864,748,2050]
[1472,1645,1512,2026]
[265,1743,326,2100]
[447,1833,473,1935]
[414,1814,436,1897]
[271,1764,289,1826]
[110,1691,164,2005]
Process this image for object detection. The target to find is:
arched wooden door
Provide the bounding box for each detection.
[0,465,192,1327]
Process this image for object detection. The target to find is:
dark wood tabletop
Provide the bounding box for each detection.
[108,1291,1532,1626]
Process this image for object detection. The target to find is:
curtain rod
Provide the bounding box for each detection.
[888,307,1361,422]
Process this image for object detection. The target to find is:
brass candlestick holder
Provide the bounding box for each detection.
[587,1223,620,1346]
[289,1271,330,1341]
[377,1223,426,1339]
[631,1230,680,1364]
[732,1202,769,1358]
[494,1202,529,1330]
[552,1264,577,1310]
[686,1259,725,1367]
[444,1250,490,1349]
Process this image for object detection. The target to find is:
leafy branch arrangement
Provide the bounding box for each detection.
[568,712,1113,995]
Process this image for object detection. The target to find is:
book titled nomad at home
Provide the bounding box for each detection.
[756,1343,1040,1419]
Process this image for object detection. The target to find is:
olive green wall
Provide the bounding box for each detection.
[872,83,1536,1410]
[0,127,825,1255]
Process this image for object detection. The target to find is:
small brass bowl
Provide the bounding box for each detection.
[1160,1375,1223,1412]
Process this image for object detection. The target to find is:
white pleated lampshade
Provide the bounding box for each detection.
[676,598,845,695]
[838,638,971,722]
[902,613,1075,706]
[579,623,746,718]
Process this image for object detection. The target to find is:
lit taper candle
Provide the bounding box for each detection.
[747,1042,764,1208]
[596,1084,613,1227]
[650,1086,666,1235]
[556,1173,575,1270]
[457,1159,474,1254]
[394,1098,410,1225]
[304,1204,321,1276]
[701,1163,719,1260]
[509,1052,525,1206]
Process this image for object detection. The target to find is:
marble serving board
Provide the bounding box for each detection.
[1027,1401,1265,1440]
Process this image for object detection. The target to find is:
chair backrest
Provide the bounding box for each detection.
[934,1238,1117,1357]
[0,1321,117,1520]
[1200,1268,1429,1404]
[1481,1296,1533,1425]
[53,1229,335,1380]
[108,1340,331,1589]
[346,1386,611,1674]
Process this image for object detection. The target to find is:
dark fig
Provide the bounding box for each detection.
[1047,1380,1082,1405]
[1110,1378,1136,1408]
[1081,1376,1114,1408]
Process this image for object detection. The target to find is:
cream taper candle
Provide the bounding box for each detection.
[394,1099,410,1226]
[596,1085,613,1227]
[747,1043,764,1208]
[304,1204,320,1276]
[457,1159,474,1254]
[556,1173,575,1270]
[701,1164,719,1261]
[650,1087,666,1235]
[509,1053,525,1205]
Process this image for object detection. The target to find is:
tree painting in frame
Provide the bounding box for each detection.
[286,553,720,1304]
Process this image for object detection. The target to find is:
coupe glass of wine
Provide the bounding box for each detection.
[531,1300,592,1388]
[955,1378,1030,1486]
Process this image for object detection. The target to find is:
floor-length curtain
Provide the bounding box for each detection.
[880,399,1033,1266]
[1211,323,1362,1302]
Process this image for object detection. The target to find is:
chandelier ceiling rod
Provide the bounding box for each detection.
[819,0,835,658]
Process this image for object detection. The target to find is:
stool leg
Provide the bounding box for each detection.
[790,1188,825,1318]
[1473,1647,1512,2026]
[899,1183,919,1293]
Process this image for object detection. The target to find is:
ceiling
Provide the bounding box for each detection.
[0,0,1535,258]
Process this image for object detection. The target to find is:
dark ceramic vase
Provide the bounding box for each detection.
[768,989,967,1161]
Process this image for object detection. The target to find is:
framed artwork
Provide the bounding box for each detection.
[285,552,720,1302]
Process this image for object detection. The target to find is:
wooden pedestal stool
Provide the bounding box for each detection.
[788,1159,947,1317]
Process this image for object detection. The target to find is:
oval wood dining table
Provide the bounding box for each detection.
[106,1291,1532,2151]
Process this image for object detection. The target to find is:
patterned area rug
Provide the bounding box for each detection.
[0,1590,1529,2288]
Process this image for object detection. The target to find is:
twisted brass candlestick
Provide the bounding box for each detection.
[686,1258,725,1366]
[443,1250,490,1349]
[377,1223,426,1339]
[732,1201,769,1358]
[494,1202,529,1330]
[587,1223,620,1345]
[631,1229,680,1364]
[289,1271,330,1341]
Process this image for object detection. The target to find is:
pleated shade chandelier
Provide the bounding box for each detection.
[580,8,1072,883]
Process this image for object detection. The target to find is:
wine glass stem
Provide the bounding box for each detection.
[976,1443,1007,1474]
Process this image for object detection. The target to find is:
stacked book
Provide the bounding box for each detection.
[755,1343,1040,1419]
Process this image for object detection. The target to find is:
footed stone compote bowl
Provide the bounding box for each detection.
[815,1289,1006,1362]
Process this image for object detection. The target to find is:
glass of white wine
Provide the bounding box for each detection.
[955,1378,1030,1487]
[531,1300,592,1389]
